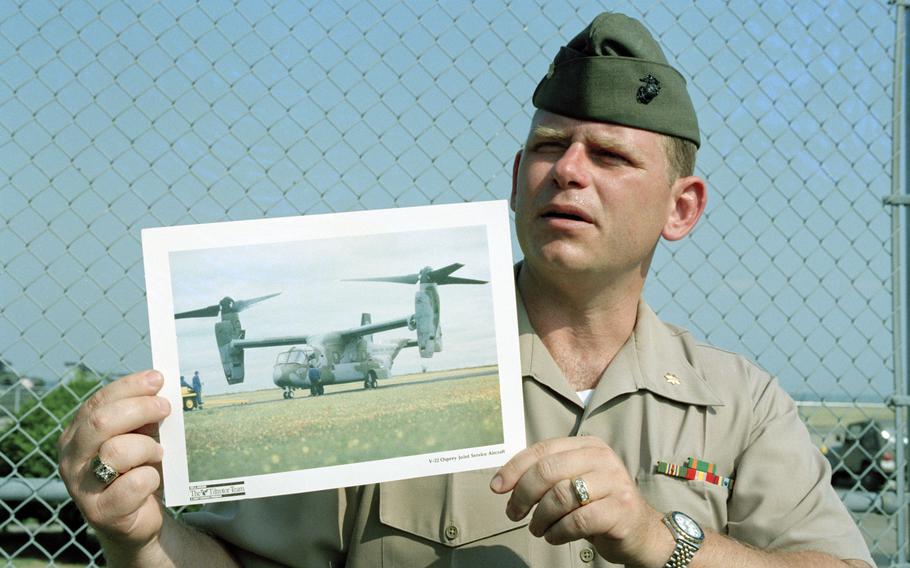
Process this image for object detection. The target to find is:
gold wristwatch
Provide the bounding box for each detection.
[662,511,704,568]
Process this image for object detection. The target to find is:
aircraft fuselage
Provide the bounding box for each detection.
[272,340,402,392]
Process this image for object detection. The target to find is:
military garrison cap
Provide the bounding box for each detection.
[532,12,700,147]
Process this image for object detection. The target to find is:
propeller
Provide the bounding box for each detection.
[174,292,281,319]
[344,263,487,286]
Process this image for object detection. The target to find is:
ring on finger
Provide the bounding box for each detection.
[571,477,591,506]
[91,455,120,485]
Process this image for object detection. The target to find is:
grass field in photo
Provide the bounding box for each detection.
[183,365,503,481]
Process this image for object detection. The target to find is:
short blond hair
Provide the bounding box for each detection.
[663,135,697,181]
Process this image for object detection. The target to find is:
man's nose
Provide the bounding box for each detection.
[552,143,591,189]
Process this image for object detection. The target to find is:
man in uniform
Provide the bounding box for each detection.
[191,370,203,409]
[58,12,873,568]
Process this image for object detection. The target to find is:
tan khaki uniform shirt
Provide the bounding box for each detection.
[185,296,873,567]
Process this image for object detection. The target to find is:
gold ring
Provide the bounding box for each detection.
[571,477,591,506]
[91,455,119,485]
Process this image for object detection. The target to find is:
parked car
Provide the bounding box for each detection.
[824,419,900,491]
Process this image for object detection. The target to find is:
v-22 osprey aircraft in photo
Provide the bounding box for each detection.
[174,263,487,398]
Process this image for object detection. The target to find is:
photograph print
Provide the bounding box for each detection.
[143,201,523,505]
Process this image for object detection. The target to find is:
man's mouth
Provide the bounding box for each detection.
[540,205,593,224]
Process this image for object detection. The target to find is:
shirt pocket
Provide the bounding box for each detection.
[636,472,730,532]
[379,471,531,568]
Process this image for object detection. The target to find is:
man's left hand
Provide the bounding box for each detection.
[490,436,673,567]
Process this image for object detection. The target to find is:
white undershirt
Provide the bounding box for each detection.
[577,389,594,406]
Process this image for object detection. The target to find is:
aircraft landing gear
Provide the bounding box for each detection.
[283,388,294,399]
[364,371,378,390]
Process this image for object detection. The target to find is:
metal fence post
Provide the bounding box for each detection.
[889,0,909,564]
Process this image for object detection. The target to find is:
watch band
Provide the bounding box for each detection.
[663,539,699,568]
[662,511,703,568]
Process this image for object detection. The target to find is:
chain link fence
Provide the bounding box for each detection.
[0,0,899,565]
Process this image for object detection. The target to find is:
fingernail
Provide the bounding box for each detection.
[490,474,503,492]
[145,370,162,387]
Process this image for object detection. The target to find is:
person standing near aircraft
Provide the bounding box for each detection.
[191,371,202,410]
[307,357,322,397]
[57,11,872,567]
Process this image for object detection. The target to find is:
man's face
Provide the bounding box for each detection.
[511,110,678,278]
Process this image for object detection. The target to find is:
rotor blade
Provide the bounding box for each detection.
[343,275,419,284]
[436,276,487,285]
[175,304,221,319]
[427,263,464,280]
[345,263,485,285]
[233,292,282,312]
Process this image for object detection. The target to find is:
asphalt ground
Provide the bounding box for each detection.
[199,365,499,409]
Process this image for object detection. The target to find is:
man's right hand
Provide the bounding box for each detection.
[57,369,172,556]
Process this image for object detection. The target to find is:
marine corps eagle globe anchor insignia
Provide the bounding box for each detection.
[637,74,661,104]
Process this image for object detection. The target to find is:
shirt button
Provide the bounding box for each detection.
[579,547,595,563]
[444,524,459,541]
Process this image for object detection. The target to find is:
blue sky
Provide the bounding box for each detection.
[0,0,896,402]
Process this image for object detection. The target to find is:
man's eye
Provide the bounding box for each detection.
[594,149,626,163]
[533,142,564,152]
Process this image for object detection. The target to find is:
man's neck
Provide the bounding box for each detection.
[518,263,642,391]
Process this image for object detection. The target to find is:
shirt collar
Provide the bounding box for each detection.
[516,286,584,406]
[516,284,724,411]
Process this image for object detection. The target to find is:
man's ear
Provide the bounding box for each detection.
[662,175,707,241]
[510,150,522,212]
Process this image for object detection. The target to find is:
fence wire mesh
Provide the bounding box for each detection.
[0,0,900,565]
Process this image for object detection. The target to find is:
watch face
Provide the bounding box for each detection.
[673,512,704,540]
